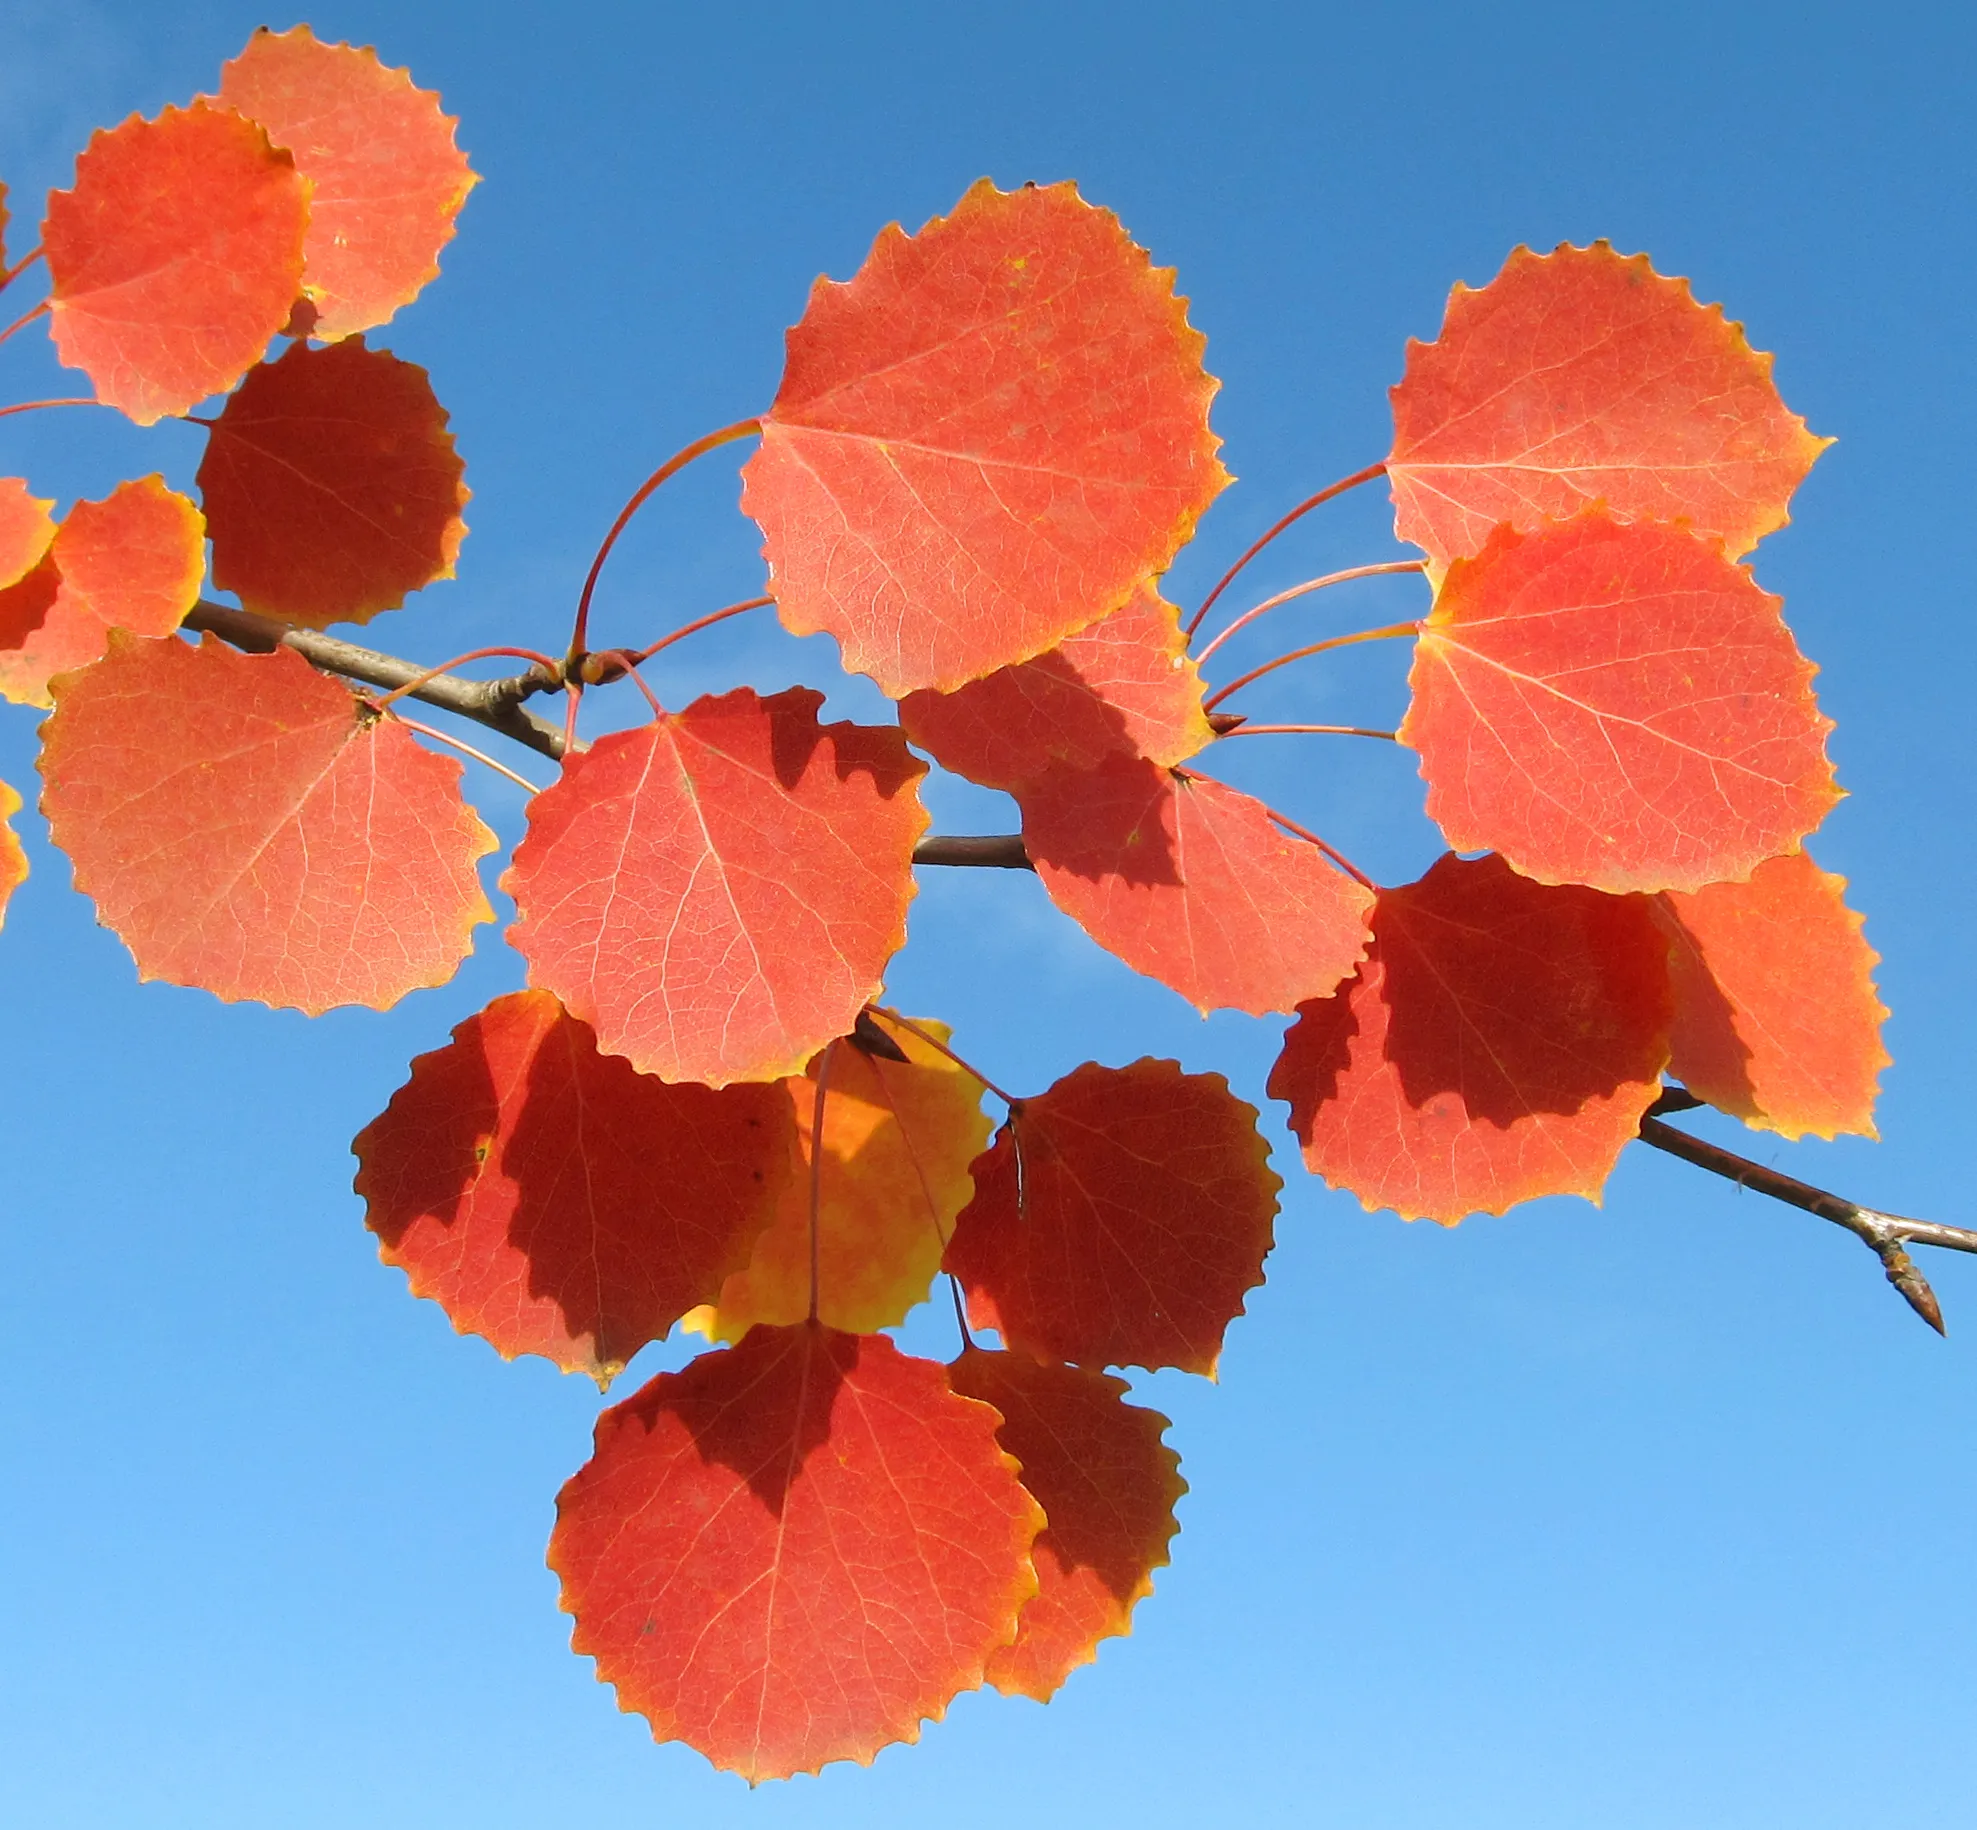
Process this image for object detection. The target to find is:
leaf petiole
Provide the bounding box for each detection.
[1193,560,1426,664]
[1201,620,1421,712]
[866,1006,1022,1108]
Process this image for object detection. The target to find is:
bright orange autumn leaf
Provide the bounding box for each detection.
[1655,848,1888,1141]
[1388,241,1829,566]
[0,477,205,708]
[945,1058,1280,1374]
[0,777,25,929]
[550,1325,1043,1781]
[197,338,468,628]
[1401,511,1839,894]
[1270,851,1672,1224]
[43,101,308,425]
[688,1015,992,1340]
[898,583,1213,792]
[948,1348,1184,1702]
[1020,756,1373,1016]
[39,633,495,1013]
[218,24,477,341]
[506,687,927,1087]
[0,479,56,592]
[353,989,797,1384]
[742,178,1229,697]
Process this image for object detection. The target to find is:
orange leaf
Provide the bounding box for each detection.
[0,477,205,708]
[197,338,468,628]
[550,1325,1043,1781]
[899,583,1212,791]
[1388,241,1828,565]
[0,776,26,929]
[505,687,927,1087]
[688,1015,992,1340]
[44,101,307,425]
[0,478,56,591]
[1655,849,1888,1141]
[1021,756,1372,1015]
[742,179,1229,696]
[945,1059,1279,1374]
[353,989,795,1383]
[1401,511,1838,893]
[948,1349,1184,1702]
[39,633,494,1013]
[218,24,477,341]
[1269,851,1672,1224]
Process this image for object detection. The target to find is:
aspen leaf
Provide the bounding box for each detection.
[39,633,495,1013]
[43,101,308,425]
[219,24,477,341]
[899,583,1212,791]
[945,1059,1279,1374]
[505,688,927,1087]
[353,989,796,1383]
[742,179,1229,696]
[0,478,205,708]
[1656,848,1888,1141]
[197,339,468,628]
[0,479,56,592]
[948,1349,1184,1702]
[1270,852,1672,1224]
[1388,241,1829,565]
[0,777,25,930]
[688,1015,992,1340]
[1401,511,1839,893]
[1021,756,1372,1016]
[550,1325,1043,1782]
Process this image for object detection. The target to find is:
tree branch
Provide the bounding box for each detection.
[1637,1089,1977,1334]
[911,835,1033,870]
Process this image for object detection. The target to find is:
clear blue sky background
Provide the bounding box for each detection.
[2,2,1972,1825]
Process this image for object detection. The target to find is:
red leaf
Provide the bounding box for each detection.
[1400,512,1838,893]
[0,478,55,591]
[39,633,494,1013]
[197,339,468,628]
[1020,756,1372,1016]
[506,688,927,1087]
[43,101,307,425]
[0,776,25,929]
[1388,241,1829,566]
[218,24,477,341]
[898,583,1212,791]
[1656,849,1888,1141]
[0,477,205,708]
[948,1349,1184,1702]
[550,1325,1042,1781]
[741,179,1229,696]
[1269,851,1672,1223]
[353,989,796,1383]
[944,1059,1279,1374]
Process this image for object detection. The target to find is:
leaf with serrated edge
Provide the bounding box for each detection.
[945,1058,1279,1374]
[742,179,1229,696]
[354,989,796,1383]
[39,633,494,1013]
[1270,851,1672,1224]
[550,1325,1042,1782]
[0,777,25,929]
[0,479,55,592]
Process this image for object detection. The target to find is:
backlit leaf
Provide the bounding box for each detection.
[0,777,25,929]
[742,178,1229,696]
[0,479,55,591]
[1401,511,1838,893]
[0,477,205,707]
[899,584,1212,791]
[689,1015,992,1340]
[1269,851,1672,1223]
[1021,756,1372,1016]
[44,101,307,425]
[353,989,796,1383]
[1388,241,1828,565]
[948,1349,1184,1702]
[39,633,494,1013]
[197,338,468,628]
[219,24,477,341]
[550,1325,1042,1781]
[505,688,927,1087]
[945,1059,1279,1374]
[1656,848,1888,1141]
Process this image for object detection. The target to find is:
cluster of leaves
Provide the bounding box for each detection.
[0,24,1896,1785]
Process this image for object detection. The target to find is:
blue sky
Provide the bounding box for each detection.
[2,2,1973,1825]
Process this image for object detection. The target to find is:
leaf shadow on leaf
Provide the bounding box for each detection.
[760,689,926,802]
[0,555,60,651]
[902,647,1151,791]
[1651,895,1758,1112]
[1017,754,1183,888]
[671,1324,852,1517]
[363,1027,500,1246]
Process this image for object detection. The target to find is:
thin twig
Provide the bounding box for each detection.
[911,834,1034,870]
